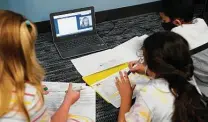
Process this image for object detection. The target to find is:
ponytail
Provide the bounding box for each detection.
[163,74,201,122]
[18,20,44,122]
[155,58,205,122]
[20,20,44,96]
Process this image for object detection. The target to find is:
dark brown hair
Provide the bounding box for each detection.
[143,32,208,122]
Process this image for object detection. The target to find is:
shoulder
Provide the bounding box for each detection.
[14,83,45,115]
[171,18,207,34]
[24,83,38,96]
[24,84,51,122]
[138,78,174,109]
[139,78,170,94]
[1,83,50,121]
[23,83,44,109]
[11,83,39,102]
[12,83,44,110]
[126,79,174,122]
[136,79,174,121]
[193,18,207,26]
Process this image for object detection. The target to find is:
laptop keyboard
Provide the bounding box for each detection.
[57,35,104,52]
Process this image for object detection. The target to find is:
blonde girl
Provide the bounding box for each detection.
[0,10,80,122]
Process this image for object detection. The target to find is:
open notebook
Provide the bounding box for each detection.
[43,82,96,122]
[83,64,150,108]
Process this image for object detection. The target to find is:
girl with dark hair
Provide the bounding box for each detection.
[116,32,208,122]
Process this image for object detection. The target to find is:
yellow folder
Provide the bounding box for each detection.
[82,63,128,86]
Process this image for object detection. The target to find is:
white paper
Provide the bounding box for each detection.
[43,82,96,122]
[113,35,148,63]
[43,82,86,92]
[91,68,150,108]
[71,49,126,76]
[71,35,148,76]
[114,35,148,57]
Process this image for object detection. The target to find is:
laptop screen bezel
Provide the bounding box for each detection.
[50,6,96,41]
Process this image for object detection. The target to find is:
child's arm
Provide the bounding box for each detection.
[115,71,134,122]
[125,96,151,122]
[118,98,132,122]
[51,84,80,122]
[51,101,71,122]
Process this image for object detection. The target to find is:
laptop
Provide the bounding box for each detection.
[50,7,108,59]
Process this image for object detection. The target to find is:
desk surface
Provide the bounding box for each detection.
[36,12,163,122]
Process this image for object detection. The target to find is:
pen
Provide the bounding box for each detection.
[127,57,145,75]
[127,64,148,76]
[127,64,137,75]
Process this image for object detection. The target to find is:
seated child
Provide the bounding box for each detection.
[0,10,80,122]
[116,32,208,122]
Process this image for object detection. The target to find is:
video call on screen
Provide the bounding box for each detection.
[53,10,93,37]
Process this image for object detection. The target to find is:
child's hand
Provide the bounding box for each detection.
[115,71,134,101]
[64,84,80,106]
[128,61,146,74]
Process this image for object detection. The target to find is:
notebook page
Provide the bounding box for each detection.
[43,82,96,122]
[71,49,126,76]
[91,68,150,108]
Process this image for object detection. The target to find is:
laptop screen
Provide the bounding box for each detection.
[53,10,93,37]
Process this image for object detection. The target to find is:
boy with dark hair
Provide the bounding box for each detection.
[160,0,208,96]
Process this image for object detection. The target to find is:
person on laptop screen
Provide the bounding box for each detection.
[80,17,90,28]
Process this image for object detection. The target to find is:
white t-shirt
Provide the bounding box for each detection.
[125,77,202,122]
[171,18,208,95]
[125,78,175,122]
[172,18,208,50]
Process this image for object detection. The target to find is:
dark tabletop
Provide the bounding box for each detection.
[35,12,163,122]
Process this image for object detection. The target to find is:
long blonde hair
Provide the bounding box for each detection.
[0,10,45,121]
